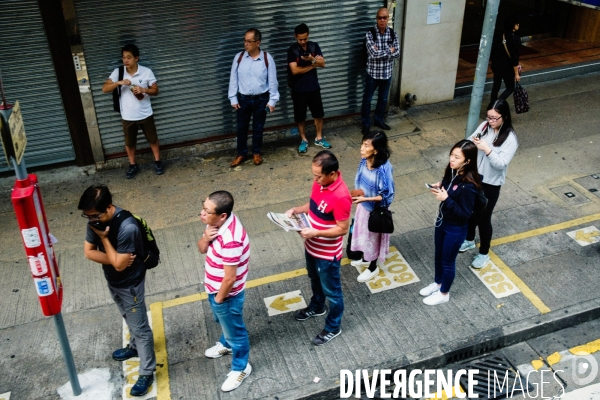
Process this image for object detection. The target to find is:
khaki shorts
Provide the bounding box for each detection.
[122,115,159,147]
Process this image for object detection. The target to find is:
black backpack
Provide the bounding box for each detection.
[287,42,316,89]
[109,209,161,269]
[363,27,395,66]
[112,65,124,113]
[473,189,488,215]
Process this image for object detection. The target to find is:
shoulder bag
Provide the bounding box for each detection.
[368,201,394,234]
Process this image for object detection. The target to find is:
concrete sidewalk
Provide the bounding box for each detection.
[1,71,600,399]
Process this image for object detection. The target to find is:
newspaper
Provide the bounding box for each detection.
[267,212,311,232]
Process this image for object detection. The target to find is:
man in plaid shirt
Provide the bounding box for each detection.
[361,7,400,134]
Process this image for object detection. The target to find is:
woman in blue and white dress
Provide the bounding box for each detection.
[350,130,395,283]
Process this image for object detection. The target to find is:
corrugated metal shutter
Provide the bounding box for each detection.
[0,0,75,172]
[74,0,384,156]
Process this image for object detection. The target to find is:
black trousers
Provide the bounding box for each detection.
[466,183,501,255]
[490,70,515,103]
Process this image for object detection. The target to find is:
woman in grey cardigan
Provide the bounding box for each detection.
[459,99,519,268]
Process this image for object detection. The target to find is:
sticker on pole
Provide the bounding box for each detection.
[28,253,48,276]
[34,277,54,296]
[21,227,41,248]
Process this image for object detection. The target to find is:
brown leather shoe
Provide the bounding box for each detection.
[253,154,263,165]
[230,155,246,167]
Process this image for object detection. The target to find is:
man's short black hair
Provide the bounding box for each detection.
[295,23,309,35]
[313,150,339,175]
[208,190,234,218]
[78,184,112,212]
[246,28,262,42]
[121,43,139,58]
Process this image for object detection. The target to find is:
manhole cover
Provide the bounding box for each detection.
[550,185,589,206]
[458,354,533,399]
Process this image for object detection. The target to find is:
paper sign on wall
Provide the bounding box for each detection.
[427,2,441,25]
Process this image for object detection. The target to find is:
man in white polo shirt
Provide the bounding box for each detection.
[197,190,251,392]
[102,44,164,179]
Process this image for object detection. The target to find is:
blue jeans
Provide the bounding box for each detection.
[434,221,468,293]
[361,74,392,127]
[236,93,269,156]
[305,251,344,332]
[208,291,249,371]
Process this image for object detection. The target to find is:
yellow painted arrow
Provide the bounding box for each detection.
[269,295,302,311]
[575,230,600,243]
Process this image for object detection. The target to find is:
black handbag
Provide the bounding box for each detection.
[368,203,394,234]
[513,82,530,114]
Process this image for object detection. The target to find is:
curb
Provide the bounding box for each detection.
[266,299,600,399]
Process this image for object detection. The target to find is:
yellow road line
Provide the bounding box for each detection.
[151,211,600,396]
[488,250,551,314]
[149,302,171,400]
[490,213,600,247]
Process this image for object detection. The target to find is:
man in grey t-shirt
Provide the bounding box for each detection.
[78,184,155,397]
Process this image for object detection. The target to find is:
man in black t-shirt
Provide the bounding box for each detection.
[78,184,155,397]
[287,23,331,154]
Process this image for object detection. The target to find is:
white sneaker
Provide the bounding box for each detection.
[419,282,441,296]
[350,259,370,267]
[221,363,252,392]
[357,266,379,283]
[423,291,450,306]
[205,342,233,359]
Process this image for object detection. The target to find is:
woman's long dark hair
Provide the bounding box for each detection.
[481,99,515,148]
[363,130,391,169]
[442,140,482,190]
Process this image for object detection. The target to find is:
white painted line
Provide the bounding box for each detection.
[470,261,521,298]
[57,368,113,400]
[567,226,600,246]
[0,392,10,400]
[264,290,307,316]
[557,381,600,399]
[355,249,420,294]
[121,312,157,400]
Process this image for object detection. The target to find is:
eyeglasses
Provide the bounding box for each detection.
[81,212,104,220]
[243,40,258,44]
[200,202,217,215]
[486,115,502,122]
[377,15,389,20]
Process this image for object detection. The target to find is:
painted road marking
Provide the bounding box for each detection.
[567,226,600,246]
[424,385,465,399]
[121,312,157,400]
[351,248,420,294]
[0,392,10,400]
[490,212,600,247]
[489,250,551,314]
[147,215,600,397]
[517,337,600,398]
[264,290,307,316]
[470,260,520,298]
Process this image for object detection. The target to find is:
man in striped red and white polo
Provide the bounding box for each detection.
[198,190,251,392]
[286,150,352,346]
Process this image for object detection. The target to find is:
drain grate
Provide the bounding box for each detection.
[458,354,533,399]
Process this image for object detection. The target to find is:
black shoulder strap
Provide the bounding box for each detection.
[117,66,124,96]
[389,28,395,44]
[107,209,133,247]
[237,51,244,65]
[264,51,269,69]
[369,27,377,40]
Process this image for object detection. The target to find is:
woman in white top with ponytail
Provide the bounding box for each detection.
[459,99,519,269]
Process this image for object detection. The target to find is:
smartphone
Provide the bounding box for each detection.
[88,220,106,230]
[475,132,481,140]
[425,183,439,190]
